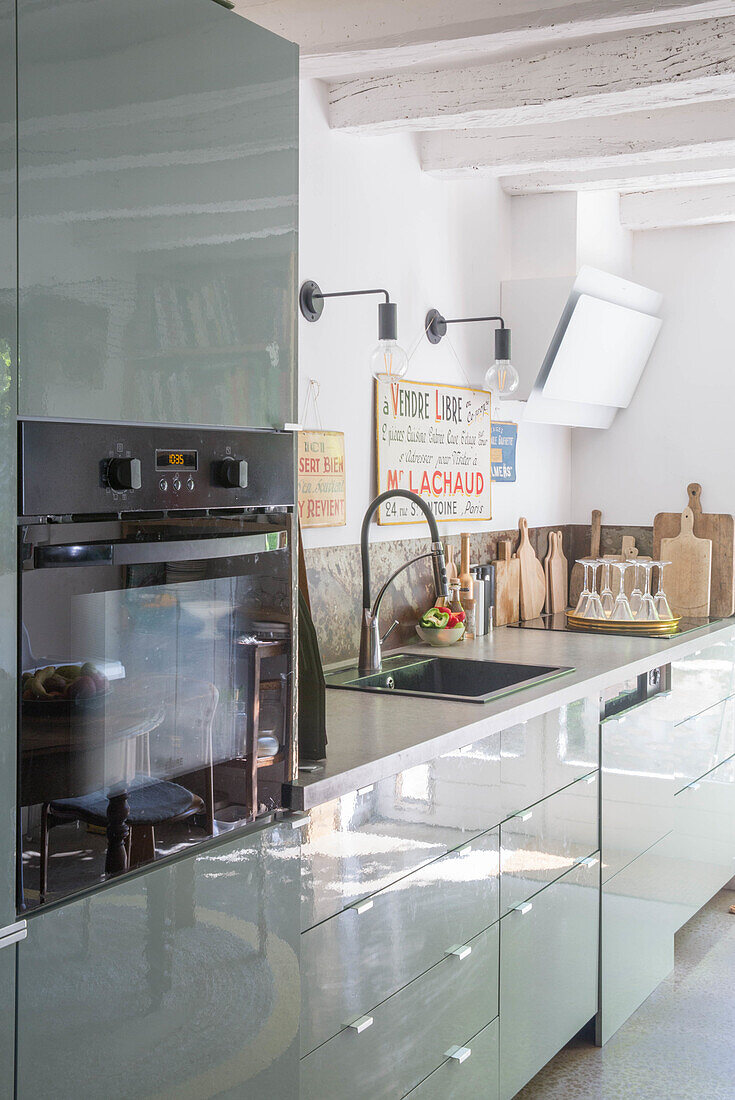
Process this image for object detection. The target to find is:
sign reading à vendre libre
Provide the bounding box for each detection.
[375,379,492,525]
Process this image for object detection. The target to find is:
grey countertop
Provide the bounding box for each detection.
[287,617,735,810]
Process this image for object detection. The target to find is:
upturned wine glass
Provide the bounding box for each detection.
[583,561,605,619]
[628,558,643,617]
[611,562,635,621]
[574,560,593,616]
[635,561,660,622]
[653,561,674,620]
[598,559,615,618]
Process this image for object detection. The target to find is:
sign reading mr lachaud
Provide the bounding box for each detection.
[376,379,492,526]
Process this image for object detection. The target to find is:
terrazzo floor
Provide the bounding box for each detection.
[518,890,735,1099]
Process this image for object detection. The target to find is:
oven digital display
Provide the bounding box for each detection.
[156,449,198,471]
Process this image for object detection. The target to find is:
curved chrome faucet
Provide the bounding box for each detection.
[359,490,449,673]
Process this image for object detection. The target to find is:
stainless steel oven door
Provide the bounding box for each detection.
[18,513,295,910]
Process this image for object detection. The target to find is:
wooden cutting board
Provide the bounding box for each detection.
[569,510,602,609]
[660,507,712,617]
[654,484,735,616]
[518,517,546,620]
[544,531,568,613]
[493,539,520,626]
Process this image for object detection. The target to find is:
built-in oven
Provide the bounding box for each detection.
[17,420,296,910]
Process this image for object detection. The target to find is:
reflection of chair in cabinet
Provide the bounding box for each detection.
[40,680,219,901]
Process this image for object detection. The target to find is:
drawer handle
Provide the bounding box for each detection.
[357,784,374,796]
[445,1045,472,1065]
[514,901,533,916]
[688,781,701,791]
[515,810,533,822]
[351,898,374,915]
[584,774,597,785]
[580,855,599,868]
[445,943,472,961]
[348,1015,373,1034]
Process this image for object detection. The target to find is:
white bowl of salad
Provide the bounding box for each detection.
[415,605,466,646]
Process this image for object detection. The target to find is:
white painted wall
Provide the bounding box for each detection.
[298,78,572,548]
[572,220,735,523]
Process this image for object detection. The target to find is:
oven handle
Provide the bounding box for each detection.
[32,531,287,569]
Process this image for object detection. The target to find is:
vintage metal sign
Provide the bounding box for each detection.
[491,420,518,483]
[297,430,346,528]
[376,379,492,525]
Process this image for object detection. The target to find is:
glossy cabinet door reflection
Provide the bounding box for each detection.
[405,1017,499,1100]
[0,949,14,1100]
[15,822,300,1099]
[17,0,297,428]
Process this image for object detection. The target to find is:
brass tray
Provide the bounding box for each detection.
[565,611,682,637]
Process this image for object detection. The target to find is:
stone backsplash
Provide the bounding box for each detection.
[303,523,654,665]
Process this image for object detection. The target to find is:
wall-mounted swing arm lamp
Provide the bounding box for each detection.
[425,308,519,398]
[299,280,409,382]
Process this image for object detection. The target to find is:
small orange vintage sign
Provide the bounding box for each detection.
[297,430,346,528]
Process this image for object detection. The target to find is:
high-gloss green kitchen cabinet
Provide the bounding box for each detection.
[301,923,499,1100]
[601,699,674,883]
[599,836,677,1045]
[673,696,735,790]
[666,756,735,930]
[498,697,598,817]
[300,732,502,930]
[0,949,14,1100]
[405,1017,499,1100]
[0,0,16,936]
[500,770,599,915]
[301,826,499,1056]
[15,821,301,1099]
[662,638,735,726]
[17,0,297,428]
[500,856,600,1100]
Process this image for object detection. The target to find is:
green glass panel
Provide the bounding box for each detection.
[18,0,297,428]
[15,822,300,1098]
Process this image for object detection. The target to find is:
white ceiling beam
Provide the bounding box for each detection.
[620,181,735,227]
[500,158,735,194]
[235,2,734,79]
[328,17,735,133]
[421,101,735,178]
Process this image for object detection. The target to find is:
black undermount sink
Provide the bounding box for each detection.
[325,653,574,704]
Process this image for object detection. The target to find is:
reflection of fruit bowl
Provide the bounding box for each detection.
[21,663,112,716]
[415,624,466,647]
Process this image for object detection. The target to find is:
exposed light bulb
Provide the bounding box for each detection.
[484,325,519,398]
[484,358,520,398]
[370,339,409,382]
[372,300,409,382]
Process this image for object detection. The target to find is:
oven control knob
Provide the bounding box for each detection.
[107,457,141,491]
[216,458,248,489]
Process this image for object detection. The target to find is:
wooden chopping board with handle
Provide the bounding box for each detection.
[493,539,520,626]
[544,531,569,614]
[569,510,602,610]
[654,484,734,616]
[518,517,546,620]
[660,507,712,617]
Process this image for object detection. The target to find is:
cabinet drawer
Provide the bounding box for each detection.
[301,827,499,1056]
[500,771,599,914]
[404,1017,499,1100]
[499,697,599,817]
[600,838,677,1044]
[500,857,599,1100]
[300,731,503,929]
[674,697,735,790]
[666,756,735,928]
[301,923,499,1100]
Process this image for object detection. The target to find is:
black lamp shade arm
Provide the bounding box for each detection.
[299,281,397,339]
[426,309,510,360]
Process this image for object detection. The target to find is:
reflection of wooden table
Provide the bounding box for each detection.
[21,680,165,876]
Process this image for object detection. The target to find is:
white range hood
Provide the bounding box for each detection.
[502,265,663,428]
